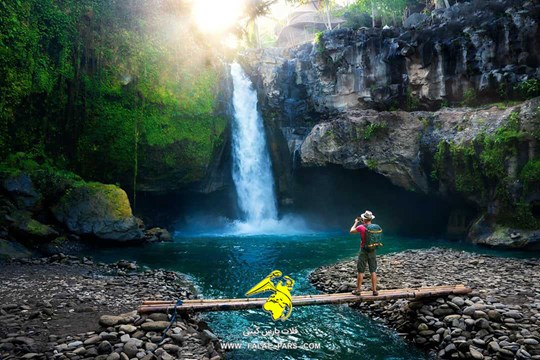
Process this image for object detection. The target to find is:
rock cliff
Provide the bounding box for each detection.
[241,0,540,248]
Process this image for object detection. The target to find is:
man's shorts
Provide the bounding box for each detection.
[357,249,377,273]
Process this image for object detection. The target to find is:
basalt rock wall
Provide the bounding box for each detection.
[241,0,540,247]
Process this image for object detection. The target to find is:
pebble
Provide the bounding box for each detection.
[469,346,483,359]
[119,324,137,333]
[309,248,540,360]
[140,321,170,331]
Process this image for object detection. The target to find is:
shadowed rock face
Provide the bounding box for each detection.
[245,0,539,114]
[298,98,540,247]
[300,99,538,196]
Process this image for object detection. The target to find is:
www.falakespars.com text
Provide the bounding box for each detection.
[220,341,321,351]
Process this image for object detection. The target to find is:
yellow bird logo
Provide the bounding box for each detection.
[245,270,295,321]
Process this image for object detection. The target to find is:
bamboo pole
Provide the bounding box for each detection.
[141,284,468,306]
[138,285,471,314]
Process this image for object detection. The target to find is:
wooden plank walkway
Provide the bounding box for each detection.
[138,284,471,314]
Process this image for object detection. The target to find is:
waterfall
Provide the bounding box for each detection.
[178,63,308,236]
[230,63,278,224]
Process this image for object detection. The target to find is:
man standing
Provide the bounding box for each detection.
[349,210,382,296]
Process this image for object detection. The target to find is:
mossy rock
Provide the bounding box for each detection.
[0,239,33,260]
[7,210,59,240]
[468,215,540,249]
[52,183,144,242]
[2,172,42,210]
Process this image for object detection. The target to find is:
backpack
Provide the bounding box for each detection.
[363,224,383,251]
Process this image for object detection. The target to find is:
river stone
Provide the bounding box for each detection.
[488,341,500,352]
[145,342,158,351]
[469,346,484,359]
[100,315,123,327]
[84,335,101,345]
[505,310,522,319]
[464,305,485,316]
[434,308,455,317]
[123,341,138,358]
[498,348,515,358]
[100,332,118,341]
[21,354,40,359]
[52,183,144,242]
[148,313,169,322]
[67,340,83,349]
[473,311,489,319]
[106,353,120,360]
[524,338,539,345]
[141,321,170,331]
[487,310,502,322]
[128,338,143,347]
[475,318,490,329]
[119,324,137,334]
[451,297,465,306]
[98,340,113,354]
[73,347,86,355]
[13,337,35,346]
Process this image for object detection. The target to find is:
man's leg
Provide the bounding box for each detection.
[354,252,367,294]
[368,251,378,295]
[356,272,364,291]
[371,272,377,293]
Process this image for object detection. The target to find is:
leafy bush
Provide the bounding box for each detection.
[366,159,378,170]
[520,159,540,192]
[462,88,477,106]
[363,123,387,141]
[406,89,420,110]
[340,3,372,29]
[514,79,540,100]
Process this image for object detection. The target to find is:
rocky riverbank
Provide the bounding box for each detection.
[309,248,540,359]
[0,255,223,360]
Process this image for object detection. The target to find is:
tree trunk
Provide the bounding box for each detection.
[324,0,333,30]
[371,0,376,28]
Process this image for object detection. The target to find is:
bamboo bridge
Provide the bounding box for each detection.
[138,284,471,314]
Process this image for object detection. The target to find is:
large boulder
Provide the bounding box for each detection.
[2,173,42,210]
[52,183,144,242]
[7,210,59,240]
[468,216,540,249]
[0,239,33,259]
[144,227,172,243]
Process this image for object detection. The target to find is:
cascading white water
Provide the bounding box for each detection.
[178,63,308,236]
[230,62,278,224]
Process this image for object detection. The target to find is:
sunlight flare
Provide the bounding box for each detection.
[191,0,245,33]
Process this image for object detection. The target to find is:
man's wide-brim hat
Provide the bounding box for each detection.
[361,210,375,221]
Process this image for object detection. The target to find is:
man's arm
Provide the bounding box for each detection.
[350,219,360,234]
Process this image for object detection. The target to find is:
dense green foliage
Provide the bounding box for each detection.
[432,111,539,229]
[363,122,388,141]
[0,0,227,193]
[514,79,540,100]
[338,3,373,29]
[520,159,540,192]
[0,152,84,203]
